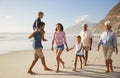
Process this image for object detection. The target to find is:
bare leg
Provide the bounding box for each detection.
[72,56,78,71]
[85,51,88,66]
[105,59,110,73]
[109,59,113,72]
[41,57,51,70]
[56,50,63,72]
[28,53,38,74]
[56,50,64,68]
[79,57,83,69]
[82,55,86,66]
[60,58,65,68]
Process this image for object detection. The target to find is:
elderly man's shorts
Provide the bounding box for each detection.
[83,46,89,51]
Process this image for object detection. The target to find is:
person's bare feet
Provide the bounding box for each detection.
[80,66,83,69]
[105,70,110,73]
[72,68,76,72]
[110,70,114,72]
[84,61,87,66]
[44,67,52,71]
[28,71,36,75]
[55,68,59,73]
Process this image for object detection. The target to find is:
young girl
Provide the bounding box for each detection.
[28,22,51,75]
[68,36,85,71]
[51,23,68,72]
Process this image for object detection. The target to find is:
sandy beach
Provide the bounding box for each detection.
[0,38,120,78]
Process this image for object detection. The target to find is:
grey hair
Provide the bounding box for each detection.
[104,21,112,27]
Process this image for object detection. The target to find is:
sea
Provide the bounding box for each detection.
[0,33,100,54]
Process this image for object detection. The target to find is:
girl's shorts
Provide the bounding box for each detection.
[55,44,64,51]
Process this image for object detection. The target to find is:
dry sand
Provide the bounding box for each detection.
[0,38,120,78]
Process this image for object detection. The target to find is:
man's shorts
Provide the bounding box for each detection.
[83,46,89,51]
[34,48,44,59]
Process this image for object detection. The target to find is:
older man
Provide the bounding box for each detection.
[97,21,118,73]
[79,23,93,66]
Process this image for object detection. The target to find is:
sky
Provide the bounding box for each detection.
[0,0,119,33]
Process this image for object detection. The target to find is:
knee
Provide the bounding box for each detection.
[56,56,60,60]
[33,58,38,62]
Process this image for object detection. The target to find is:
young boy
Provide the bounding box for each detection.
[68,36,85,71]
[32,11,47,41]
[28,22,51,75]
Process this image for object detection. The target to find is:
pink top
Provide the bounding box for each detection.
[53,31,67,46]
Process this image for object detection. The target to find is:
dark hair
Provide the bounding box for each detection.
[56,23,64,31]
[77,35,81,39]
[38,21,45,28]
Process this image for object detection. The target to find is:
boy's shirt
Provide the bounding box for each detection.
[33,17,41,30]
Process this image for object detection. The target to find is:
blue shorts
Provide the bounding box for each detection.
[76,54,84,57]
[55,44,64,51]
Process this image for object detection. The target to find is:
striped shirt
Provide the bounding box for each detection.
[53,31,67,46]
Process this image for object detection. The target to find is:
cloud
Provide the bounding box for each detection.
[5,16,13,19]
[74,15,88,24]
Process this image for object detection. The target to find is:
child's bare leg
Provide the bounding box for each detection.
[28,53,38,74]
[72,56,78,71]
[79,56,83,69]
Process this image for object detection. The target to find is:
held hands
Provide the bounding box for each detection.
[66,47,69,52]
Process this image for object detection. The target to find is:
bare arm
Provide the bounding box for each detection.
[89,38,92,50]
[28,31,35,39]
[77,43,83,53]
[51,32,55,51]
[63,32,69,51]
[68,45,75,51]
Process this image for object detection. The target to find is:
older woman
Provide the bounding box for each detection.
[97,21,118,73]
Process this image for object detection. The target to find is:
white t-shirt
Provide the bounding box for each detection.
[79,30,92,46]
[75,43,84,56]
